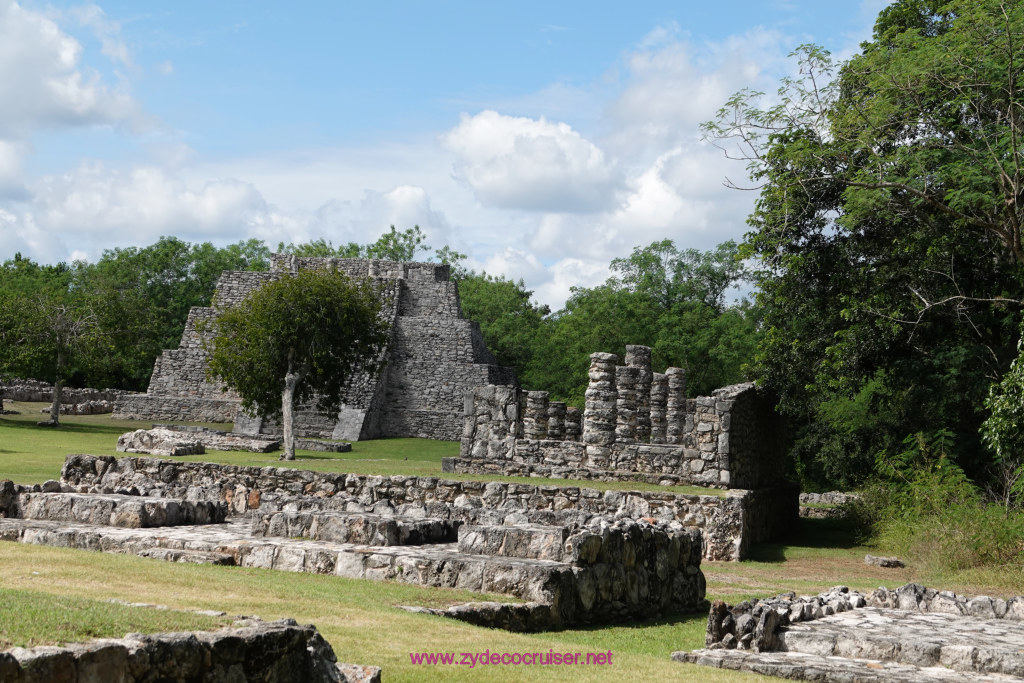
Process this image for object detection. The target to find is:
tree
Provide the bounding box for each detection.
[22,291,98,426]
[74,237,271,390]
[703,0,1024,487]
[458,273,549,376]
[203,269,391,460]
[523,240,757,405]
[278,226,432,262]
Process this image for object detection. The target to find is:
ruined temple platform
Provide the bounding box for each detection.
[674,585,1024,681]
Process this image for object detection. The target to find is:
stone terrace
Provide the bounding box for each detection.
[674,583,1024,681]
[0,455,709,631]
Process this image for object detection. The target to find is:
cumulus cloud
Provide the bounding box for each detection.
[444,110,621,213]
[0,1,139,138]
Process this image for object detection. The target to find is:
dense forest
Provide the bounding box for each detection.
[2,0,1023,568]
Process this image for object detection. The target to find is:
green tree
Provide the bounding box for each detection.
[203,269,391,460]
[279,226,431,262]
[703,0,1024,487]
[75,237,271,390]
[525,240,758,405]
[458,273,549,375]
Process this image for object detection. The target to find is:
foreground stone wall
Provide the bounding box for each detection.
[58,455,795,560]
[0,618,380,683]
[113,257,515,441]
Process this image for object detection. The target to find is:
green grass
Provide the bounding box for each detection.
[0,543,764,682]
[0,401,722,497]
[0,587,232,649]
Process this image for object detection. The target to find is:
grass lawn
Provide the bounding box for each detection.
[1,403,1020,681]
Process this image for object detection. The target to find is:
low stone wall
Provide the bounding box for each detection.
[702,583,1024,653]
[16,491,227,528]
[112,395,240,424]
[0,618,380,683]
[253,511,459,546]
[2,379,127,405]
[59,455,777,560]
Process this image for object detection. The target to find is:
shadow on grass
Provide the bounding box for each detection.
[0,418,125,436]
[745,517,862,564]
[559,608,710,634]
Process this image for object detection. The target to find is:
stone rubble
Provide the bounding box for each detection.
[676,583,1024,681]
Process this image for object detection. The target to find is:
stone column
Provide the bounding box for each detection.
[650,372,668,444]
[522,391,550,440]
[565,407,582,442]
[615,365,640,443]
[547,401,566,441]
[583,352,618,468]
[665,367,687,445]
[625,345,652,443]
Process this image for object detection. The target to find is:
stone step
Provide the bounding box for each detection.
[673,649,1022,682]
[778,608,1024,677]
[17,492,227,528]
[137,548,236,565]
[457,524,569,561]
[251,511,459,546]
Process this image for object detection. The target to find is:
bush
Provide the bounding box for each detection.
[849,430,1024,573]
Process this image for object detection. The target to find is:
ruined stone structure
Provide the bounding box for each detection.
[112,256,515,441]
[0,454,710,630]
[453,346,790,491]
[676,583,1024,681]
[0,617,381,683]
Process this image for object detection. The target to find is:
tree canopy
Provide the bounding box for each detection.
[203,268,391,459]
[704,0,1024,488]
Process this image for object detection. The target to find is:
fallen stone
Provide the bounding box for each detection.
[865,554,905,568]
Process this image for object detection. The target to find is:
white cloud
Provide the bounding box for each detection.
[444,110,621,213]
[67,3,131,68]
[0,1,139,138]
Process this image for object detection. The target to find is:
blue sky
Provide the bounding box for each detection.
[1,0,888,308]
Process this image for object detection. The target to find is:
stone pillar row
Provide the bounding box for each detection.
[464,345,687,451]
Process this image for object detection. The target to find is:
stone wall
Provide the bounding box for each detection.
[0,618,380,683]
[58,454,791,561]
[458,349,787,490]
[1,379,128,406]
[113,257,515,441]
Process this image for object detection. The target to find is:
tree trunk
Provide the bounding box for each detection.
[49,378,63,425]
[49,347,65,426]
[280,349,305,461]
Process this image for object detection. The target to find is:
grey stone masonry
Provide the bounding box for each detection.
[58,454,793,561]
[677,583,1024,681]
[626,345,652,442]
[16,491,227,527]
[665,367,687,444]
[565,406,582,441]
[252,510,459,546]
[113,256,516,441]
[650,372,668,444]
[2,454,709,631]
[459,365,787,490]
[615,365,640,443]
[0,618,381,683]
[547,401,567,441]
[522,391,550,440]
[583,352,618,469]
